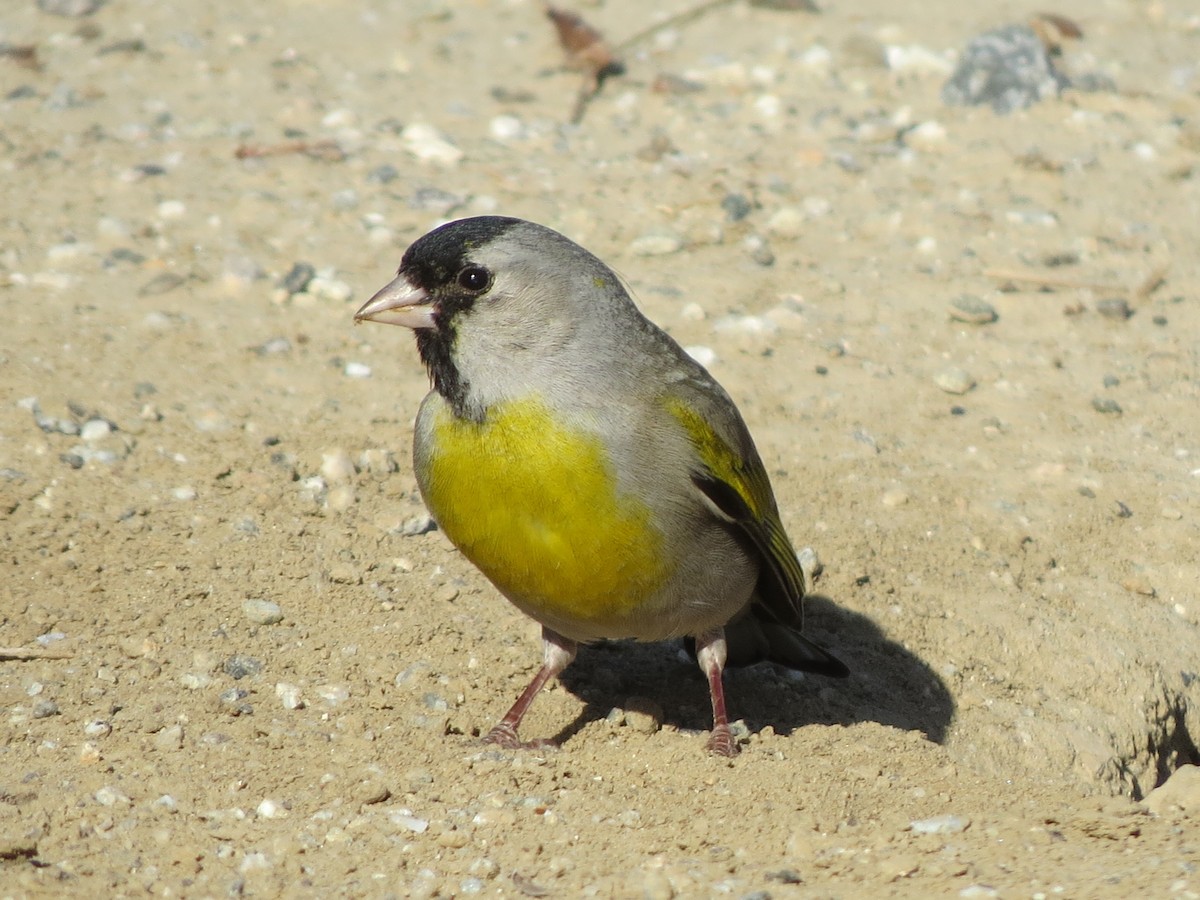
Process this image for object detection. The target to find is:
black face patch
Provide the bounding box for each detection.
[399,216,522,294]
[400,217,522,420]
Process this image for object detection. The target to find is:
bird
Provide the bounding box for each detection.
[354,216,848,756]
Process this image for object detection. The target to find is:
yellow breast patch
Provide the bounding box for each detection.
[419,397,669,625]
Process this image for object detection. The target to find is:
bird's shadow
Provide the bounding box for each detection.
[553,594,953,746]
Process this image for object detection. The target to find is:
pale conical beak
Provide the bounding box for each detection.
[354,274,436,329]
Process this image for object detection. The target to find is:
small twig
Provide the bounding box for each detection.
[234,139,345,162]
[0,646,74,661]
[613,0,736,54]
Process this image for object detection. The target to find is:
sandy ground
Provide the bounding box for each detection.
[2,0,1200,896]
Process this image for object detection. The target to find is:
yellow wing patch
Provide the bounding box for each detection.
[665,396,808,614]
[421,398,670,625]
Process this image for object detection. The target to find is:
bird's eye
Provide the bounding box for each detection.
[456,265,491,292]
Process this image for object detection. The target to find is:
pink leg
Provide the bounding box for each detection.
[695,629,738,757]
[485,627,577,750]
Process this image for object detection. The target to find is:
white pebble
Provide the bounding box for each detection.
[317,684,349,704]
[388,809,429,833]
[680,302,706,321]
[713,314,778,336]
[320,449,357,484]
[157,200,187,220]
[754,94,781,117]
[629,230,684,257]
[321,108,357,128]
[344,361,372,379]
[242,598,283,625]
[240,853,272,874]
[765,207,806,238]
[275,682,306,710]
[800,44,833,72]
[933,367,976,395]
[489,115,524,141]
[684,345,716,367]
[884,44,953,75]
[910,813,969,834]
[84,720,112,738]
[307,276,353,303]
[94,785,129,806]
[172,486,197,501]
[402,122,463,165]
[179,672,213,690]
[907,120,948,150]
[153,794,178,812]
[256,798,287,819]
[80,419,112,441]
[46,241,92,263]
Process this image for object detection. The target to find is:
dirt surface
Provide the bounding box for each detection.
[2,1,1200,896]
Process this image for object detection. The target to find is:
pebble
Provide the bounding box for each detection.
[629,229,684,257]
[193,409,231,432]
[242,598,283,625]
[307,276,353,303]
[398,513,436,536]
[949,295,998,324]
[179,672,213,690]
[317,684,350,705]
[402,123,463,166]
[33,699,60,719]
[1143,764,1200,816]
[489,115,524,141]
[1121,576,1155,597]
[326,485,356,512]
[153,724,183,751]
[713,314,778,336]
[344,362,372,379]
[171,486,197,501]
[909,813,969,834]
[94,785,130,807]
[882,489,910,508]
[1095,297,1133,320]
[223,655,263,680]
[256,799,287,819]
[278,262,316,296]
[942,25,1067,114]
[367,164,399,185]
[275,682,305,710]
[219,687,253,716]
[320,449,357,484]
[352,779,391,806]
[721,193,753,222]
[359,448,398,474]
[84,720,112,738]
[1092,397,1123,415]
[389,809,429,833]
[742,234,775,266]
[622,696,663,734]
[684,346,716,367]
[157,200,187,220]
[933,367,976,395]
[764,207,806,239]
[885,44,954,75]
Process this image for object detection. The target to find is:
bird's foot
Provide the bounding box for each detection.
[706,725,739,758]
[484,722,558,751]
